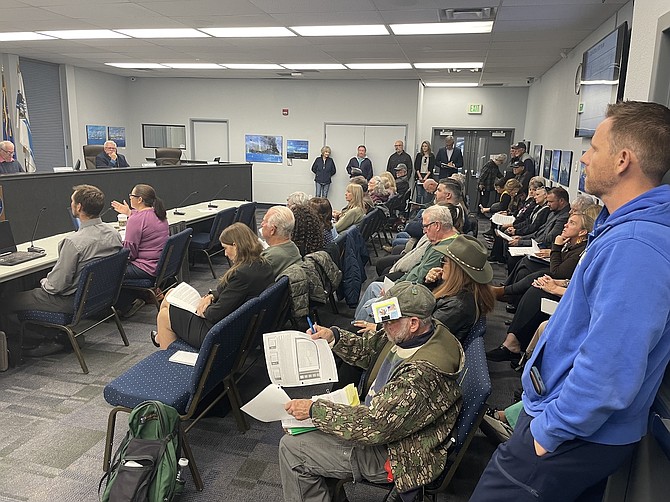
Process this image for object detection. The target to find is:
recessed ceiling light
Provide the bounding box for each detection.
[115,29,209,38]
[105,63,168,69]
[414,62,484,69]
[161,63,223,69]
[199,27,295,38]
[424,82,479,87]
[290,25,389,37]
[222,64,284,70]
[345,63,412,70]
[38,30,129,39]
[0,32,54,41]
[390,21,493,35]
[281,64,346,70]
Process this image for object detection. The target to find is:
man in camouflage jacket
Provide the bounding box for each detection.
[280,282,464,501]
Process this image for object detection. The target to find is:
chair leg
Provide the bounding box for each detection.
[103,406,129,471]
[180,423,204,491]
[205,252,216,279]
[111,308,129,346]
[61,326,89,374]
[224,375,250,432]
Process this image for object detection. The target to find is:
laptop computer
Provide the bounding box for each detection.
[0,221,46,266]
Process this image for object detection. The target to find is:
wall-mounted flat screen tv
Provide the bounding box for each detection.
[575,22,629,138]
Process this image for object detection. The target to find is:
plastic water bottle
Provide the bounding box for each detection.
[176,457,189,487]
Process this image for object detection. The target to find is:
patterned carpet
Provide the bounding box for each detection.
[0,214,521,502]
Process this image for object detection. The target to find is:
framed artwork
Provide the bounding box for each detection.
[287,140,309,160]
[245,134,283,163]
[579,150,587,192]
[107,126,126,148]
[559,150,572,186]
[86,125,106,145]
[551,150,562,183]
[543,149,552,180]
[532,144,543,176]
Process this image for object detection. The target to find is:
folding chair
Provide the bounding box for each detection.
[189,207,236,278]
[16,248,131,374]
[234,201,257,232]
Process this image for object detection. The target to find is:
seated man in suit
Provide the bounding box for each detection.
[1,184,122,356]
[281,281,464,502]
[96,140,129,168]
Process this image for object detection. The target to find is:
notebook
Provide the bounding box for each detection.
[0,221,46,266]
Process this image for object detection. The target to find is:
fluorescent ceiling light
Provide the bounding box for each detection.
[414,62,484,69]
[290,25,389,36]
[222,64,284,70]
[38,30,128,39]
[346,63,412,70]
[0,32,54,41]
[161,63,223,69]
[115,29,209,38]
[282,64,346,70]
[424,82,479,87]
[199,27,295,38]
[105,63,168,69]
[390,21,493,35]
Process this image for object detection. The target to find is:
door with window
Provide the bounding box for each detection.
[432,128,514,209]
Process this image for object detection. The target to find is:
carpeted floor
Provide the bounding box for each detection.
[0,212,522,502]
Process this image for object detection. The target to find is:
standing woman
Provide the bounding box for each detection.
[333,183,366,233]
[311,146,336,198]
[111,184,169,316]
[479,153,506,208]
[414,141,436,204]
[153,223,275,349]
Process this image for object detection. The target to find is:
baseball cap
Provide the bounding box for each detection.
[511,142,527,150]
[380,281,435,319]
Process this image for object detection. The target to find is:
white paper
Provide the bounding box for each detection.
[531,239,540,253]
[281,386,356,429]
[169,350,199,366]
[508,246,536,257]
[382,276,395,294]
[491,213,515,226]
[541,298,559,315]
[241,384,293,422]
[371,297,401,324]
[197,208,217,213]
[166,282,201,314]
[263,330,338,386]
[495,229,513,242]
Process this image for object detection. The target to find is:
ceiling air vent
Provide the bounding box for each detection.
[439,8,497,22]
[482,83,504,87]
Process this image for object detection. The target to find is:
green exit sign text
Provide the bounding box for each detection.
[468,104,483,114]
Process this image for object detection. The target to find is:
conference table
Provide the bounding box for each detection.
[0,198,247,285]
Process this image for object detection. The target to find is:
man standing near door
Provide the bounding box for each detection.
[435,136,463,179]
[386,140,413,179]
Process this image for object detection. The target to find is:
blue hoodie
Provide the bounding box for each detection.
[522,184,670,452]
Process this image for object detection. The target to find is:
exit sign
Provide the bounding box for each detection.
[468,104,483,114]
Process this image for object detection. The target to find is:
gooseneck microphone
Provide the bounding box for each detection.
[28,207,47,253]
[208,185,229,208]
[173,191,199,216]
[100,206,115,219]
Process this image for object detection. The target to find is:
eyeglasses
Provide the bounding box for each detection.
[129,193,140,198]
[0,147,14,155]
[422,221,438,229]
[394,144,402,147]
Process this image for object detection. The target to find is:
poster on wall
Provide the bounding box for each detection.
[550,150,562,183]
[245,134,283,163]
[543,149,552,180]
[287,140,309,160]
[532,144,543,176]
[559,150,572,186]
[579,150,587,192]
[86,125,107,145]
[108,127,126,147]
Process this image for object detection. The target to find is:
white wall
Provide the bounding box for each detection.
[418,87,529,147]
[523,2,634,200]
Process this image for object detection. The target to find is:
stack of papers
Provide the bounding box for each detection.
[491,213,515,226]
[508,239,540,257]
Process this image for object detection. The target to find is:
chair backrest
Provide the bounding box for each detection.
[207,207,237,248]
[83,144,104,170]
[71,248,130,322]
[155,148,182,166]
[356,207,380,241]
[154,227,192,290]
[461,317,486,352]
[233,202,257,231]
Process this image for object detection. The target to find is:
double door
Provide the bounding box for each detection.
[431,128,514,208]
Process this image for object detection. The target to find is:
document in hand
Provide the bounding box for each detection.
[263,330,338,386]
[495,229,514,242]
[491,213,515,226]
[508,239,541,257]
[165,282,201,314]
[283,384,360,434]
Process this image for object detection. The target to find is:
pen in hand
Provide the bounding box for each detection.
[306,316,315,334]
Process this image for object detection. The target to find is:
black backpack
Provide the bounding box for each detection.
[100,401,182,502]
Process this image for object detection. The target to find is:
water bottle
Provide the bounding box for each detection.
[176,457,189,488]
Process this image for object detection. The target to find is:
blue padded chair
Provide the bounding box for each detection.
[332,320,491,502]
[102,293,268,491]
[356,207,384,257]
[16,248,131,374]
[121,227,192,311]
[189,207,236,278]
[233,201,257,232]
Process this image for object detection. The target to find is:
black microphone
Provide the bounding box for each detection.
[173,191,199,215]
[100,206,115,219]
[208,185,229,208]
[28,207,47,253]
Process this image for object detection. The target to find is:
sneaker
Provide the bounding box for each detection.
[486,345,521,363]
[122,299,146,318]
[23,340,67,358]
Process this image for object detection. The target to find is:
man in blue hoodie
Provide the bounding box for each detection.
[471,101,670,501]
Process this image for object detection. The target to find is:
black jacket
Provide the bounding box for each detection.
[312,156,336,183]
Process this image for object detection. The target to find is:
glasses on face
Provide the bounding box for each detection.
[422,221,438,229]
[394,144,402,148]
[0,147,14,155]
[129,193,140,198]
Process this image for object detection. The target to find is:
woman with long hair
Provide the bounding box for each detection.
[291,204,325,257]
[333,183,366,232]
[309,197,337,244]
[153,223,274,349]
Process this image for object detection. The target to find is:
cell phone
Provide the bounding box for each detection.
[529,366,546,395]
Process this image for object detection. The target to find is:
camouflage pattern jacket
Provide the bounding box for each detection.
[311,322,464,492]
